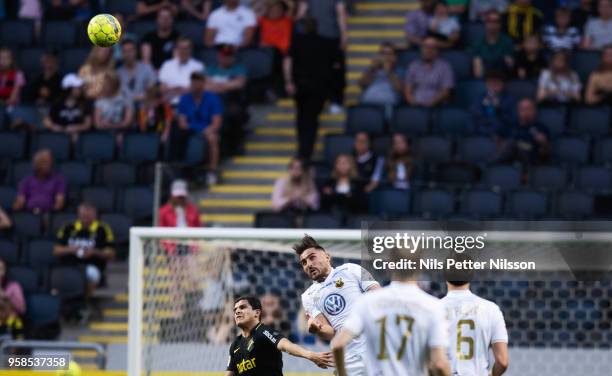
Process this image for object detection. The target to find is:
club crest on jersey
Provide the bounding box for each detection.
[247,338,254,352]
[324,293,346,315]
[335,278,344,288]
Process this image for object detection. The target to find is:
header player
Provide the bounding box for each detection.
[442,256,509,376]
[330,248,450,376]
[226,296,333,375]
[294,235,381,376]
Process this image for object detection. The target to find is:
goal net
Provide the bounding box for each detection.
[128,225,612,376]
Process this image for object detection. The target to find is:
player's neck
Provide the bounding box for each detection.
[239,321,259,337]
[392,279,417,285]
[447,283,470,291]
[316,267,332,282]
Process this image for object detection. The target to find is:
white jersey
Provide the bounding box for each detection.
[442,290,508,376]
[301,263,378,362]
[343,282,449,376]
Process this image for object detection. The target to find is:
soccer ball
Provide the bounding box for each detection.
[87,14,122,47]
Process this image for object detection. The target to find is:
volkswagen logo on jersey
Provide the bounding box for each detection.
[323,293,346,315]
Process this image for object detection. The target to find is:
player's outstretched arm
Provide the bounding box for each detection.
[491,342,509,376]
[330,329,355,376]
[276,338,334,369]
[307,313,335,341]
[428,347,451,376]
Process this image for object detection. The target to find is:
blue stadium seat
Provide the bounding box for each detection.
[345,214,379,229]
[32,133,71,162]
[435,162,480,186]
[58,161,92,187]
[594,138,612,164]
[460,190,503,218]
[569,107,610,136]
[42,21,76,48]
[346,105,386,135]
[50,266,86,300]
[200,48,218,67]
[441,50,471,80]
[7,266,38,294]
[10,160,32,185]
[537,106,566,137]
[573,165,612,191]
[391,106,429,135]
[0,20,34,46]
[129,21,156,39]
[82,186,115,213]
[176,21,206,47]
[368,189,411,219]
[50,212,77,236]
[0,186,16,209]
[0,104,6,130]
[239,48,275,80]
[529,165,567,190]
[106,0,138,15]
[98,162,136,186]
[415,189,455,218]
[397,49,420,68]
[458,136,496,164]
[0,240,19,265]
[461,22,485,46]
[324,134,353,164]
[12,213,42,238]
[556,191,594,218]
[100,213,132,244]
[26,293,61,326]
[254,212,294,228]
[18,48,44,80]
[506,190,548,218]
[120,187,154,221]
[0,132,26,160]
[26,240,56,270]
[11,105,43,130]
[121,133,160,162]
[61,48,90,74]
[77,132,115,161]
[433,107,473,135]
[303,213,342,228]
[553,137,590,165]
[372,136,391,157]
[506,80,537,99]
[484,165,521,190]
[416,136,452,163]
[571,50,600,82]
[184,134,208,165]
[453,80,485,107]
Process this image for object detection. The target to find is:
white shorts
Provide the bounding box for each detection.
[86,264,101,285]
[335,355,367,376]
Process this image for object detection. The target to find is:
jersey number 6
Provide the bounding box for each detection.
[457,319,475,360]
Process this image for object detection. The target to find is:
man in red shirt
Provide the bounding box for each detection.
[159,179,202,228]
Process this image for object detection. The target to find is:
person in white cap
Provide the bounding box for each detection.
[159,179,202,229]
[43,73,93,144]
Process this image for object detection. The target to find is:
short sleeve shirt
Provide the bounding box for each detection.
[49,100,92,127]
[206,63,247,84]
[117,62,157,101]
[95,94,133,125]
[307,0,343,39]
[177,91,223,132]
[584,18,612,49]
[142,29,180,69]
[18,174,66,211]
[207,5,257,46]
[227,323,284,376]
[405,58,455,105]
[56,220,114,265]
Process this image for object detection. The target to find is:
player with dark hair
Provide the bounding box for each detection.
[442,254,509,376]
[226,295,333,375]
[294,235,380,376]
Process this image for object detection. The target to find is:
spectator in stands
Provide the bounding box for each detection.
[572,0,596,31]
[206,44,248,156]
[352,132,384,193]
[0,295,24,341]
[385,133,413,190]
[180,0,212,21]
[404,37,455,107]
[582,0,612,49]
[117,40,157,105]
[111,13,139,65]
[405,0,436,47]
[138,84,172,142]
[0,207,11,230]
[205,0,257,48]
[18,0,42,33]
[43,73,92,144]
[79,46,115,99]
[177,72,223,185]
[141,7,180,70]
[543,6,582,50]
[259,0,294,97]
[0,48,25,107]
[284,18,336,161]
[159,180,202,227]
[471,69,515,136]
[44,0,74,20]
[0,257,25,317]
[137,0,178,19]
[299,0,349,114]
[469,0,508,21]
[537,50,582,103]
[54,202,115,293]
[271,157,319,212]
[94,72,134,144]
[514,35,546,79]
[359,42,403,111]
[13,149,65,214]
[159,37,205,104]
[498,98,549,169]
[260,293,292,338]
[68,0,91,21]
[28,49,62,107]
[471,10,514,78]
[428,1,461,49]
[505,0,543,43]
[585,45,612,104]
[321,154,367,214]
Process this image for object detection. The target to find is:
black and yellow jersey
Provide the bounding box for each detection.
[56,219,114,265]
[227,323,284,375]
